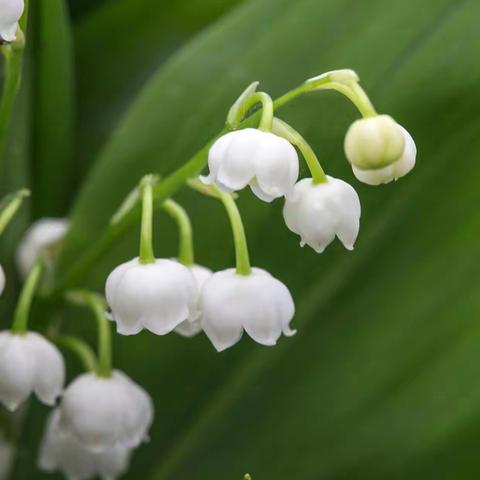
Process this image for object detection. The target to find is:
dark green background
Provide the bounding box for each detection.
[1,0,480,478]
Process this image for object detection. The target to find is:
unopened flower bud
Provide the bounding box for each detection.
[351,124,416,185]
[344,115,406,170]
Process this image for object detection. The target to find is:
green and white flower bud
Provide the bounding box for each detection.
[344,115,406,170]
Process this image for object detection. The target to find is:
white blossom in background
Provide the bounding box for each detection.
[0,331,65,411]
[175,264,213,337]
[345,115,416,185]
[203,128,299,202]
[59,370,153,453]
[199,268,295,352]
[39,409,131,480]
[0,432,14,480]
[106,258,198,335]
[0,0,24,42]
[16,218,69,278]
[0,265,5,296]
[283,176,361,253]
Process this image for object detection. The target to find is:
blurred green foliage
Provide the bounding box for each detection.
[1,0,480,479]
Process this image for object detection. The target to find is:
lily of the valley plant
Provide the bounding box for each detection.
[0,2,417,478]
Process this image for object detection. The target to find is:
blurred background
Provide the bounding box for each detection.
[1,0,480,478]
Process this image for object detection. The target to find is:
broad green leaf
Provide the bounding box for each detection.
[73,0,244,175]
[22,0,480,479]
[31,0,75,217]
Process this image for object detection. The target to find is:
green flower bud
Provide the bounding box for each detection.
[344,115,405,170]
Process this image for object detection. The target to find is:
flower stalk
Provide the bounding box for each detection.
[162,199,194,266]
[139,175,156,264]
[65,290,112,378]
[211,185,251,276]
[54,335,98,373]
[272,117,327,184]
[11,261,43,334]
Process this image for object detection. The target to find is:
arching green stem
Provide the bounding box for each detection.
[162,199,194,266]
[139,175,156,264]
[272,118,327,184]
[304,70,377,117]
[11,261,43,334]
[84,292,112,378]
[66,290,112,378]
[319,82,376,117]
[231,92,274,132]
[0,189,29,235]
[54,335,98,372]
[212,185,251,276]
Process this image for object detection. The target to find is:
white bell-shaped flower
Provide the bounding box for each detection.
[0,264,5,296]
[0,0,24,42]
[283,176,361,253]
[351,125,416,185]
[106,257,198,335]
[0,331,65,411]
[59,370,153,453]
[203,128,299,202]
[0,432,14,480]
[16,218,69,278]
[39,409,131,480]
[199,268,295,352]
[175,264,213,337]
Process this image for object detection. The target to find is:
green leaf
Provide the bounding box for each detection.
[31,0,75,217]
[73,0,245,174]
[38,0,480,479]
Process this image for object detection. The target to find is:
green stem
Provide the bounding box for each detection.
[233,92,274,131]
[322,82,376,117]
[54,335,98,372]
[0,189,29,235]
[139,175,156,264]
[162,199,194,266]
[84,292,112,378]
[272,117,327,184]
[66,290,112,377]
[11,262,43,334]
[0,46,22,169]
[212,185,251,276]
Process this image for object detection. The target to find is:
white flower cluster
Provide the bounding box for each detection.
[106,258,295,352]
[39,371,153,480]
[105,104,415,354]
[0,72,415,480]
[0,0,24,42]
[0,221,154,479]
